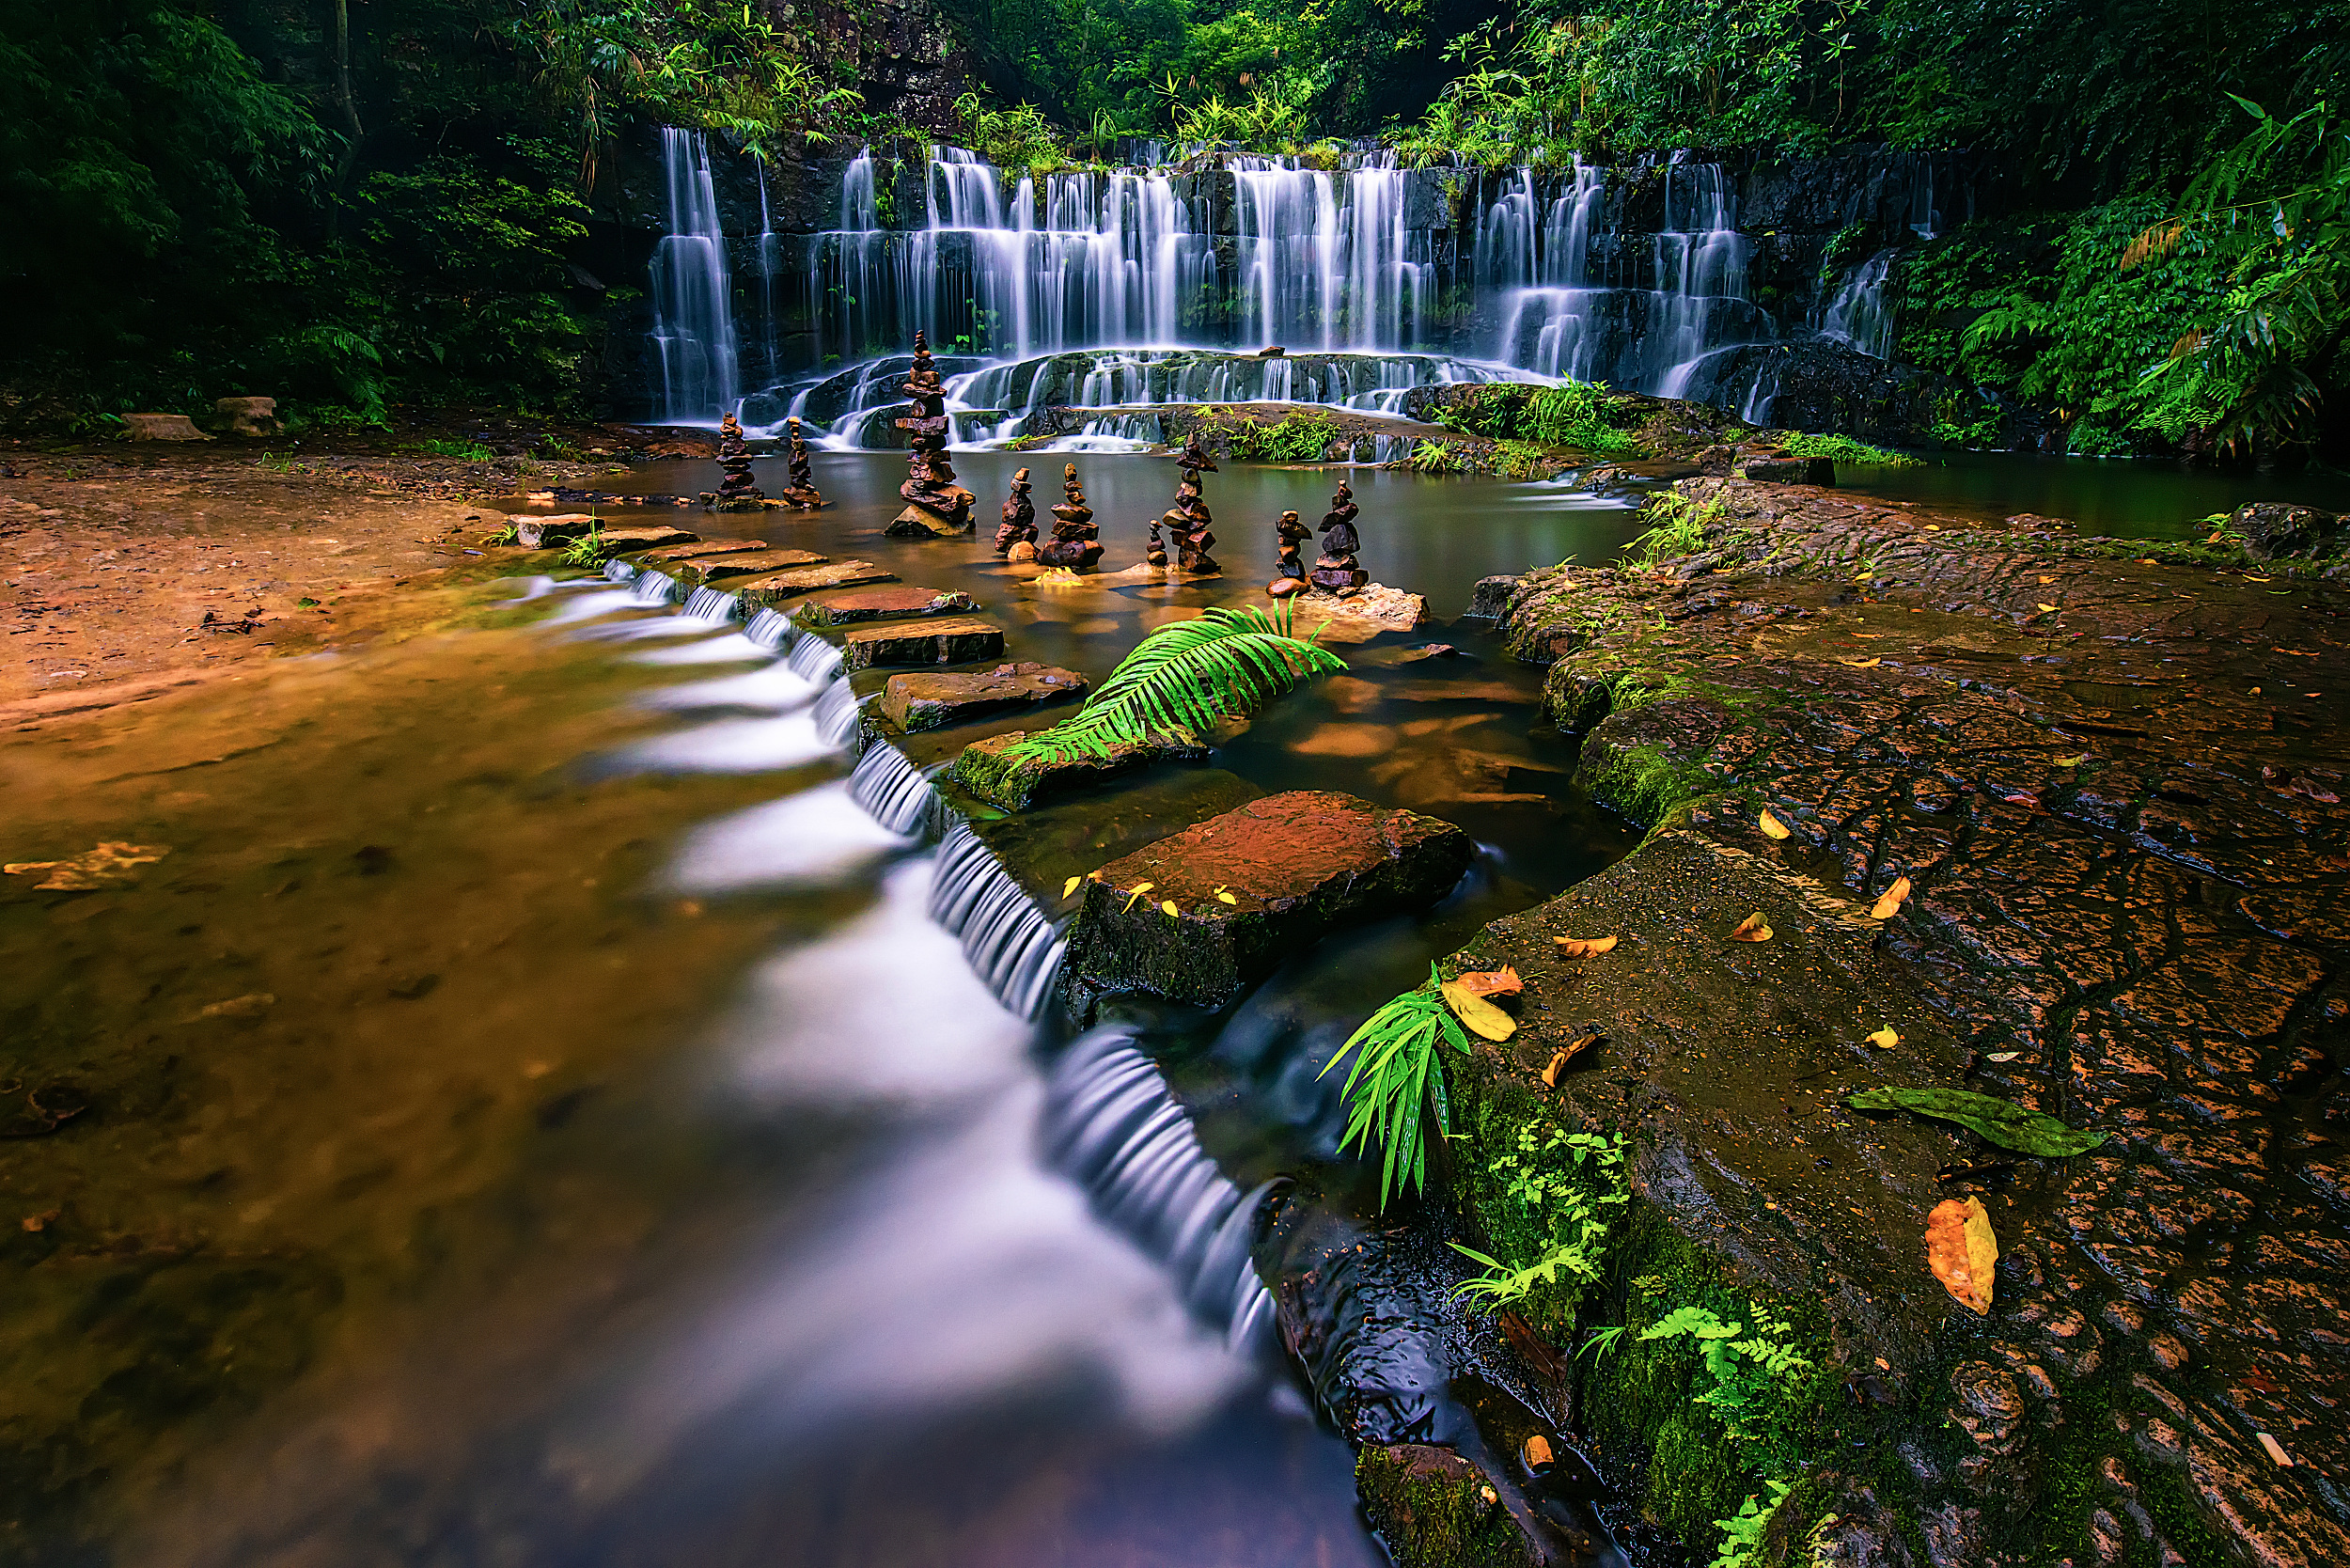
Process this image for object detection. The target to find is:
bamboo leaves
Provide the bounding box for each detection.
[1320,964,1472,1209]
[1847,1086,2109,1154]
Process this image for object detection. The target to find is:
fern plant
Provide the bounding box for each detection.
[1640,1303,1813,1441]
[1319,964,1470,1207]
[1710,1480,1794,1568]
[990,602,1343,767]
[558,514,606,567]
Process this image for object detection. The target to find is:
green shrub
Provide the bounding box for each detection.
[1775,431,1918,466]
[1404,437,1470,473]
[1202,408,1340,462]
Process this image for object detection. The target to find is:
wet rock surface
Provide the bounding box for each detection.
[950,728,1213,812]
[838,616,1005,670]
[1063,790,1475,1011]
[795,585,979,626]
[682,547,829,582]
[1452,476,2350,1566]
[877,661,1088,732]
[728,561,897,607]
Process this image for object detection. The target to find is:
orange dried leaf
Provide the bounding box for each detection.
[1759,809,1791,839]
[1454,966,1523,999]
[1524,1435,1555,1469]
[1543,1035,1598,1086]
[1926,1196,1998,1314]
[1554,934,1619,958]
[1870,876,1913,920]
[1730,912,1772,942]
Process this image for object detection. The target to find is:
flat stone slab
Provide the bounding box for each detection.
[839,617,1005,670]
[879,662,1089,732]
[518,516,697,552]
[1288,583,1429,644]
[729,562,897,608]
[690,548,831,582]
[1062,790,1474,1009]
[514,513,599,547]
[797,586,979,627]
[951,729,1210,812]
[629,539,772,564]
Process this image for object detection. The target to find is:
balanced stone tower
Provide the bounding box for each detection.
[995,467,1038,557]
[886,332,976,536]
[778,417,823,510]
[1268,510,1311,597]
[1309,479,1368,593]
[1036,463,1103,572]
[1145,522,1168,569]
[1161,433,1219,572]
[709,411,765,511]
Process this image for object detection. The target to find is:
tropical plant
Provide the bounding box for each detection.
[1200,408,1340,462]
[1405,438,1469,474]
[558,514,606,566]
[1319,965,1471,1207]
[987,602,1344,767]
[1639,1303,1813,1442]
[1450,1125,1628,1311]
[1622,493,1722,571]
[1710,1480,1795,1568]
[954,91,1068,169]
[1775,431,1919,466]
[418,437,494,461]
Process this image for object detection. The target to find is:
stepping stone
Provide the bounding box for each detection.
[1741,453,1835,484]
[690,548,832,582]
[593,525,700,553]
[514,513,601,547]
[951,729,1211,811]
[879,662,1089,732]
[1287,583,1429,644]
[1062,791,1474,1010]
[729,562,898,608]
[840,618,1005,670]
[797,587,979,627]
[629,539,773,564]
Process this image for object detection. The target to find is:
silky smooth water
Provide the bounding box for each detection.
[1,464,1649,1568]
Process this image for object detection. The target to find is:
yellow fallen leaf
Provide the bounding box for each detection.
[1440,980,1516,1041]
[1121,881,1155,913]
[1730,912,1772,942]
[1216,890,1238,904]
[2053,754,2087,767]
[1554,934,1619,958]
[2257,1433,2294,1467]
[5,840,171,891]
[1062,875,1083,900]
[2037,574,2054,585]
[1870,876,1913,920]
[1925,1196,1998,1314]
[1866,1026,1900,1049]
[1837,656,1882,668]
[1160,900,1180,917]
[1454,966,1523,999]
[2036,603,2060,613]
[1759,809,1790,839]
[1543,1034,1598,1086]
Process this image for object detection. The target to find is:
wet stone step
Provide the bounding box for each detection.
[796,586,979,627]
[840,617,1006,670]
[1062,790,1475,1011]
[627,539,774,564]
[949,730,1211,812]
[516,515,697,550]
[688,548,831,582]
[729,562,897,608]
[878,661,1089,733]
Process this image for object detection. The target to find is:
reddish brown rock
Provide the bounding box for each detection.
[878,662,1088,732]
[838,617,1004,670]
[628,539,772,564]
[730,562,897,608]
[1063,791,1474,1009]
[689,548,830,582]
[796,586,979,627]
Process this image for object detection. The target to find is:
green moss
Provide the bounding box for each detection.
[1355,1447,1532,1568]
[1576,738,1719,827]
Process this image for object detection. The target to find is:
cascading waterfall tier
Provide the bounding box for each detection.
[650,143,1954,441]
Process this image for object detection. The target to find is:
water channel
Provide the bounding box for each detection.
[4,457,1656,1567]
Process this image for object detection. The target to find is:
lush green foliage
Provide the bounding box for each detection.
[1638,1303,1814,1444]
[1320,965,1471,1207]
[1708,1480,1794,1568]
[1622,492,1722,571]
[1198,407,1340,461]
[1437,382,1644,454]
[991,602,1344,766]
[1403,437,1470,473]
[1449,1125,1626,1310]
[1773,431,1918,465]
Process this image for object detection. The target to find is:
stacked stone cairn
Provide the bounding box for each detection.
[886,331,976,536]
[1036,463,1103,572]
[995,467,1039,558]
[709,411,765,510]
[1145,522,1168,569]
[778,417,823,510]
[1268,510,1311,597]
[1161,434,1219,572]
[1309,479,1369,593]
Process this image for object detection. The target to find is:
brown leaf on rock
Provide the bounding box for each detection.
[1441,980,1516,1042]
[1554,934,1618,958]
[1524,1435,1555,1470]
[1543,1035,1598,1086]
[1926,1196,1998,1314]
[1870,876,1913,919]
[5,841,171,891]
[1454,966,1523,999]
[1730,912,1773,942]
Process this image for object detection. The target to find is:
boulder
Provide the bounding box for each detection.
[839,617,1005,670]
[1061,791,1474,1009]
[121,413,211,442]
[514,514,598,547]
[951,729,1210,811]
[1289,583,1429,644]
[2232,502,2345,560]
[1355,1446,1543,1568]
[1741,453,1836,484]
[213,396,279,436]
[515,516,697,551]
[879,661,1088,732]
[1462,574,1518,624]
[729,563,897,608]
[585,525,699,555]
[797,586,979,626]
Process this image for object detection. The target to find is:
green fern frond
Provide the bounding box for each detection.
[1318,965,1473,1208]
[995,602,1345,767]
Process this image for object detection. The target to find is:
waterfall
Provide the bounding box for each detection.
[784,634,844,682]
[743,606,798,651]
[1042,1027,1275,1349]
[650,128,741,423]
[811,678,863,746]
[680,585,739,622]
[929,823,1068,1021]
[1820,251,1898,358]
[847,743,942,837]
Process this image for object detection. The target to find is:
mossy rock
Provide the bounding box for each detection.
[1355,1445,1537,1568]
